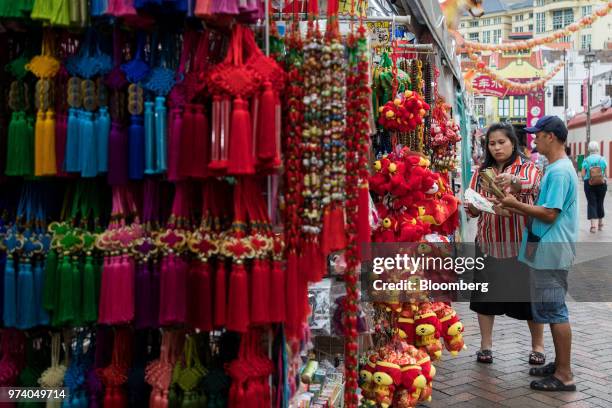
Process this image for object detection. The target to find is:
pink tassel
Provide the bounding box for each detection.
[191,104,210,178]
[179,104,195,178]
[159,253,187,325]
[195,0,214,17]
[167,108,183,181]
[214,0,239,14]
[110,254,134,324]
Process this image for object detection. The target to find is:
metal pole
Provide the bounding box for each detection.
[271,13,411,24]
[586,63,592,146]
[563,49,568,124]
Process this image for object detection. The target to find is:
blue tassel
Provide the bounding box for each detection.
[65,108,81,172]
[91,0,108,16]
[0,252,5,322]
[128,115,145,180]
[3,256,16,328]
[17,260,36,329]
[96,107,111,173]
[144,101,155,174]
[34,260,49,326]
[155,96,167,173]
[80,111,98,178]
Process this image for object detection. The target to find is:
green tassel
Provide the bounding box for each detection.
[56,254,74,325]
[42,250,58,312]
[5,111,32,176]
[95,255,102,308]
[82,254,97,323]
[72,257,82,326]
[25,115,35,176]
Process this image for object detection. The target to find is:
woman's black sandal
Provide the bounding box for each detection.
[529,362,555,376]
[530,375,576,392]
[476,349,493,364]
[529,351,546,365]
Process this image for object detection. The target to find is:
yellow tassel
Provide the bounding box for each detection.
[42,110,57,175]
[34,110,45,176]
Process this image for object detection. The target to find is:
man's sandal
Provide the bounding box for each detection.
[476,349,493,364]
[529,362,555,377]
[529,351,546,365]
[530,375,576,392]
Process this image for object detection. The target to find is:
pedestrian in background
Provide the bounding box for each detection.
[581,141,607,233]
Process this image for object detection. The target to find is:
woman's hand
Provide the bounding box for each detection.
[493,204,512,217]
[495,173,521,194]
[465,203,481,216]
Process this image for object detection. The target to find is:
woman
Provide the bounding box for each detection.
[581,141,607,233]
[466,123,545,365]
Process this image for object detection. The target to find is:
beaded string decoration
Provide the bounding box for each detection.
[320,0,347,257]
[423,58,434,158]
[343,1,371,405]
[299,0,325,283]
[282,2,306,341]
[412,58,425,153]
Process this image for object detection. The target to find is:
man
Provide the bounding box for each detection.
[497,116,578,392]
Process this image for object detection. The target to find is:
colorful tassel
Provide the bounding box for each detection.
[227,97,254,175]
[179,104,194,178]
[250,259,270,325]
[2,256,16,327]
[214,0,239,14]
[214,258,227,328]
[64,108,80,172]
[191,104,210,178]
[226,262,249,333]
[159,253,187,325]
[256,82,278,162]
[144,101,155,174]
[268,259,285,323]
[55,113,67,175]
[56,253,74,325]
[33,259,49,325]
[17,260,36,329]
[96,107,111,173]
[107,122,128,185]
[82,254,98,323]
[80,111,98,177]
[154,96,167,173]
[167,107,182,181]
[34,111,45,176]
[128,115,145,180]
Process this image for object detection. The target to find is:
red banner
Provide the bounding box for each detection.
[471,75,542,97]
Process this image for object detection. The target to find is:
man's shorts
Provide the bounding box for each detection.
[530,269,569,324]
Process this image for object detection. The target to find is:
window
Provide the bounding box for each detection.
[535,0,545,6]
[470,20,479,27]
[460,22,465,28]
[536,12,546,33]
[528,24,533,31]
[581,34,592,50]
[559,35,571,43]
[553,85,564,107]
[474,98,485,117]
[517,26,524,32]
[553,9,574,30]
[515,14,524,22]
[498,98,510,117]
[513,96,526,117]
[582,6,592,17]
[606,84,612,97]
[469,32,480,42]
[493,29,502,44]
[483,31,491,43]
[494,17,502,25]
[529,12,533,18]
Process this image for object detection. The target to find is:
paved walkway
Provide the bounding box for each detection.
[429,184,612,407]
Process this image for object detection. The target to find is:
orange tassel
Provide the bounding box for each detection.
[42,110,57,175]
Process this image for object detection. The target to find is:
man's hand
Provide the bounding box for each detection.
[499,193,520,209]
[493,205,512,217]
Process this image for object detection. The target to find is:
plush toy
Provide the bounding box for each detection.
[414,305,443,361]
[415,349,436,402]
[396,308,415,344]
[398,214,430,243]
[359,355,379,405]
[399,363,427,407]
[373,361,402,408]
[432,302,466,356]
[370,157,393,195]
[377,92,430,133]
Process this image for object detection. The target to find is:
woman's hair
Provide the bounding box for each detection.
[588,141,600,154]
[479,123,525,171]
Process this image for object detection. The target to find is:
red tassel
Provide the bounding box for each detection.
[331,206,347,251]
[285,251,299,339]
[298,240,313,282]
[167,107,183,181]
[226,262,249,333]
[191,104,210,178]
[195,260,213,331]
[256,82,277,162]
[269,259,286,323]
[250,259,270,325]
[208,96,230,173]
[180,104,195,178]
[357,186,371,260]
[227,97,255,175]
[214,259,227,328]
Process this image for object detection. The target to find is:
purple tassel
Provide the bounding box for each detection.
[107,122,128,186]
[214,0,239,14]
[134,261,151,329]
[150,259,160,327]
[167,108,182,182]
